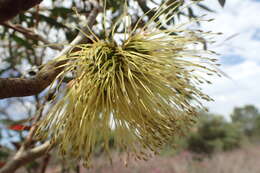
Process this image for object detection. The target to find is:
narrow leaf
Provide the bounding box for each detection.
[11,35,33,50]
[218,0,226,7]
[197,3,215,13]
[188,7,196,19]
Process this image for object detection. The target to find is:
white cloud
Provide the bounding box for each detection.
[196,0,260,118]
[199,0,260,61]
[202,61,260,119]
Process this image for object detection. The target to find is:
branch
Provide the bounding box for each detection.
[0,60,65,99]
[0,141,52,173]
[0,96,54,173]
[0,0,43,23]
[0,2,101,100]
[1,22,62,51]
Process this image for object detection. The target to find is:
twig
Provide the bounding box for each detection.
[1,22,62,51]
[0,141,52,173]
[23,100,45,148]
[40,154,51,173]
[0,1,101,100]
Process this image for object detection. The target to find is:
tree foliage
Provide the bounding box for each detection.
[187,112,243,156]
[231,105,260,139]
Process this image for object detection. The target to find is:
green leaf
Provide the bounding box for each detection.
[218,0,226,7]
[197,3,215,13]
[51,7,73,19]
[38,14,68,29]
[187,7,196,19]
[11,35,33,50]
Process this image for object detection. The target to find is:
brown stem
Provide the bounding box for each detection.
[0,1,101,100]
[0,141,52,173]
[40,154,51,173]
[0,60,66,99]
[1,22,62,51]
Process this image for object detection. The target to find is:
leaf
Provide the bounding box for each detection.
[65,30,78,42]
[38,14,68,29]
[187,7,196,19]
[51,7,73,19]
[9,125,31,131]
[18,14,34,27]
[197,3,215,13]
[218,0,226,7]
[11,35,33,50]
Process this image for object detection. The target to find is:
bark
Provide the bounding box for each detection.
[0,60,66,99]
[0,1,100,99]
[0,141,52,173]
[0,0,43,23]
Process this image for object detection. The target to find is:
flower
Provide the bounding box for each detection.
[36,1,221,166]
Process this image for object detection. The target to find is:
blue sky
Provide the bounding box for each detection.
[197,0,260,119]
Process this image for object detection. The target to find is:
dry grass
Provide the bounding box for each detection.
[70,145,260,173]
[17,145,260,173]
[22,145,259,173]
[191,145,260,173]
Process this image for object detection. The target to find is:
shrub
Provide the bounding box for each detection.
[187,113,244,156]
